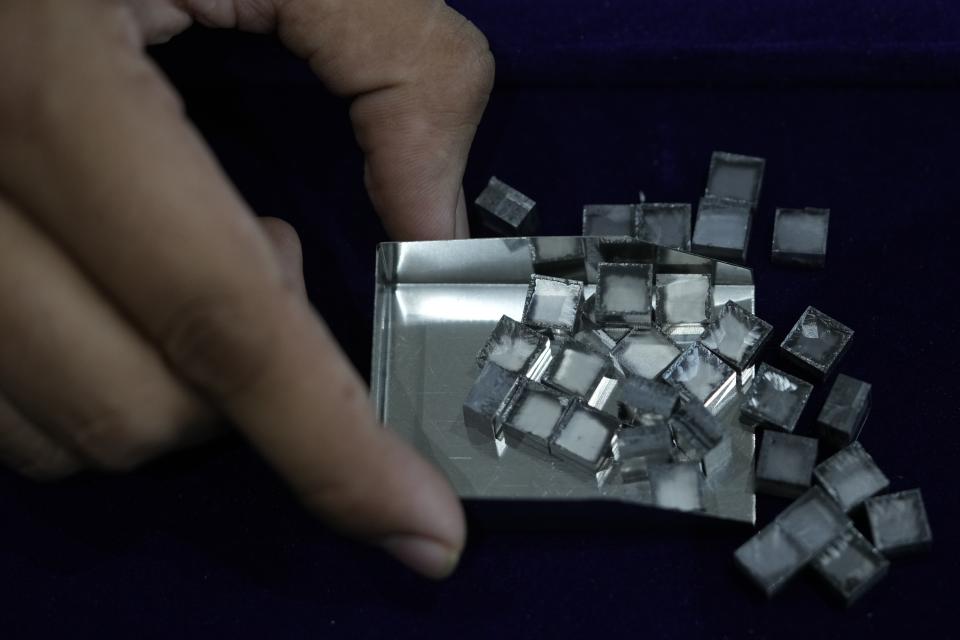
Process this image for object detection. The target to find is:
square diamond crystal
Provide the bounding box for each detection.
[614,423,675,481]
[541,340,609,399]
[655,273,713,335]
[500,380,567,453]
[531,237,585,268]
[817,374,872,447]
[462,361,519,438]
[521,274,584,333]
[476,315,547,374]
[610,328,681,380]
[551,401,618,472]
[670,399,726,463]
[814,442,889,512]
[705,151,766,208]
[617,377,680,425]
[741,364,813,433]
[772,207,830,268]
[474,176,538,236]
[582,204,638,238]
[661,343,737,412]
[865,489,933,556]
[735,521,808,598]
[755,431,819,498]
[700,300,773,373]
[781,306,854,380]
[692,196,753,263]
[813,528,889,606]
[596,262,654,327]
[776,487,852,557]
[637,202,692,250]
[649,462,705,512]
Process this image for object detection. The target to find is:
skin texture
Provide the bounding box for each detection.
[0,0,494,579]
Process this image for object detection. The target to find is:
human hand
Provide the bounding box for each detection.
[0,0,494,578]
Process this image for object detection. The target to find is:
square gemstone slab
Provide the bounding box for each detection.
[649,462,705,512]
[655,273,713,332]
[865,489,933,556]
[637,202,692,251]
[551,401,618,472]
[772,207,830,268]
[705,151,766,207]
[662,343,737,412]
[531,237,585,268]
[818,374,872,447]
[814,442,890,512]
[700,300,773,372]
[617,377,680,425]
[670,399,726,462]
[742,364,813,433]
[463,361,518,438]
[596,262,654,327]
[474,176,538,236]
[735,521,808,597]
[610,328,682,380]
[542,340,609,399]
[522,274,584,333]
[781,306,854,380]
[500,380,567,453]
[755,431,819,498]
[477,315,547,374]
[614,422,675,477]
[692,196,753,263]
[776,487,852,557]
[813,527,889,606]
[582,204,638,237]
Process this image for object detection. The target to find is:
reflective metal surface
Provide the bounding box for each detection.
[372,237,757,523]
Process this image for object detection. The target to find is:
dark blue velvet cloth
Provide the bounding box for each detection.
[3,2,959,637]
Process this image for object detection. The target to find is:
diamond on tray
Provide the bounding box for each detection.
[814,442,889,512]
[705,151,766,208]
[655,272,713,335]
[610,328,682,380]
[521,274,584,333]
[595,262,654,327]
[477,315,548,374]
[462,361,519,438]
[474,176,538,236]
[541,340,609,399]
[662,343,737,412]
[692,195,753,263]
[637,202,692,251]
[755,431,819,498]
[649,462,705,512]
[531,237,585,269]
[781,306,854,380]
[771,207,830,268]
[741,363,813,433]
[865,489,933,556]
[582,204,638,237]
[551,401,618,472]
[669,399,726,462]
[817,374,872,447]
[617,377,680,426]
[700,300,773,374]
[813,527,890,606]
[499,379,568,453]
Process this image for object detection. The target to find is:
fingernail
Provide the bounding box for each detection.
[379,534,461,580]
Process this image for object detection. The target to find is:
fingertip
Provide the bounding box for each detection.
[379,534,462,580]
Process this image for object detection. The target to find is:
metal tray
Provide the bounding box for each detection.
[372,237,756,523]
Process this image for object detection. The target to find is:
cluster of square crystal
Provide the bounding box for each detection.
[581,202,693,252]
[692,152,766,263]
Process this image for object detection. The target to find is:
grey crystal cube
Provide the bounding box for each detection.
[474,177,538,236]
[649,462,705,512]
[670,399,726,462]
[781,306,854,380]
[865,489,932,556]
[705,151,766,208]
[573,327,617,355]
[521,274,584,333]
[477,315,547,374]
[541,340,609,399]
[741,364,813,433]
[813,528,889,606]
[551,401,618,472]
[771,207,830,268]
[692,195,753,263]
[500,380,567,453]
[814,442,890,512]
[735,521,808,597]
[610,328,682,380]
[615,422,674,465]
[582,204,639,238]
[462,361,518,438]
[637,202,692,251]
[700,300,773,373]
[531,237,585,268]
[776,487,852,557]
[596,262,654,327]
[755,431,819,498]
[818,374,872,447]
[655,273,713,334]
[662,343,737,413]
[617,377,680,425]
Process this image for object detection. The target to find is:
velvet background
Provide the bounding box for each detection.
[2,2,959,637]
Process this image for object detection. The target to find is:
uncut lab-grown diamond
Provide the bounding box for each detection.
[595,262,654,327]
[582,204,638,238]
[771,207,830,268]
[531,237,585,270]
[817,374,872,447]
[617,377,680,426]
[462,361,519,438]
[705,151,766,208]
[741,364,813,433]
[551,401,618,472]
[670,398,727,464]
[700,300,773,374]
[776,487,852,558]
[865,489,933,556]
[655,273,713,335]
[649,462,705,512]
[735,521,808,598]
[661,343,737,413]
[476,315,547,374]
[521,275,584,333]
[781,306,854,380]
[755,431,819,498]
[813,528,890,606]
[541,340,609,399]
[637,202,692,251]
[474,176,538,236]
[610,328,681,380]
[499,380,567,454]
[691,196,753,263]
[814,442,890,512]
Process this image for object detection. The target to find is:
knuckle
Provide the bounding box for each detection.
[438,15,495,106]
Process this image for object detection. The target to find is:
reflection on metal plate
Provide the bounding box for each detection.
[372,237,756,523]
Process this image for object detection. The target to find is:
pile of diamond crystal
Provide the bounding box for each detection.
[462,151,932,607]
